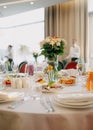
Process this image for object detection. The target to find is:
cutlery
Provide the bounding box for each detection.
[8,100,23,109]
[40,98,50,112]
[8,96,30,109]
[45,97,55,112]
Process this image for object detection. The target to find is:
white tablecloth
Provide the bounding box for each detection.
[0,75,93,130]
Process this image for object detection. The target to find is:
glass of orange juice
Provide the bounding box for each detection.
[86,71,93,92]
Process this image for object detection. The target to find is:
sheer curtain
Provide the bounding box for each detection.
[45,0,88,61]
[89,13,93,67]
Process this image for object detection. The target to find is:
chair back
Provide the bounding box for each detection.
[26,64,34,75]
[18,61,27,73]
[64,61,77,69]
[18,61,34,75]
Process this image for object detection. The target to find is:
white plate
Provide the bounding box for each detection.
[53,98,93,109]
[42,88,62,93]
[53,96,93,106]
[36,83,63,93]
[55,93,93,102]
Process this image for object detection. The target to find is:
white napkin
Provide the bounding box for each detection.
[66,69,78,76]
[22,77,30,88]
[60,69,78,77]
[55,93,93,103]
[0,91,24,101]
[11,77,17,88]
[11,78,23,89]
[16,78,23,89]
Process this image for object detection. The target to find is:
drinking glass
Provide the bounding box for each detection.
[0,63,6,74]
[30,74,42,100]
[76,59,85,75]
[86,71,93,92]
[0,76,5,90]
[12,64,18,73]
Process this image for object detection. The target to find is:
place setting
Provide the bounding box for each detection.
[52,92,93,109]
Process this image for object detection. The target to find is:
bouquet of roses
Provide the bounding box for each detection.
[40,36,66,60]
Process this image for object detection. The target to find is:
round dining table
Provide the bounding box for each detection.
[0,74,93,130]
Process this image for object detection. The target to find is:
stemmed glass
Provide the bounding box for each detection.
[33,52,38,74]
[30,74,42,100]
[76,59,85,75]
[12,64,18,73]
[0,63,6,74]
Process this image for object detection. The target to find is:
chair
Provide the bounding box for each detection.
[4,60,13,71]
[57,59,67,71]
[57,61,64,71]
[18,61,27,73]
[64,61,77,69]
[18,61,34,75]
[27,64,34,75]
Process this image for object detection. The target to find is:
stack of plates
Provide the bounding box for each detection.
[0,91,24,103]
[53,93,93,108]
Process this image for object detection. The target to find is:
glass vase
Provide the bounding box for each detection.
[34,57,38,73]
[47,55,58,82]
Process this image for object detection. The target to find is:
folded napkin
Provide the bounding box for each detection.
[66,69,79,76]
[22,77,30,88]
[61,69,78,77]
[0,92,24,101]
[11,77,30,89]
[55,93,93,103]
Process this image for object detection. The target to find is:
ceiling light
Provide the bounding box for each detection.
[30,2,34,5]
[3,5,7,9]
[0,0,37,7]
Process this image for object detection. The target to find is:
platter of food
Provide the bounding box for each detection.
[58,76,76,86]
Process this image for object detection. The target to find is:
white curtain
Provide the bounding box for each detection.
[45,0,88,61]
[89,13,93,67]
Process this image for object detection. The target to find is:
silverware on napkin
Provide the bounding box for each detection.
[40,96,55,112]
[8,96,30,109]
[40,98,50,112]
[45,97,55,112]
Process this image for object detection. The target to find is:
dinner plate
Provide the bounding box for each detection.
[53,98,93,109]
[41,88,62,93]
[36,82,63,93]
[54,93,93,102]
[52,92,93,109]
[53,95,93,106]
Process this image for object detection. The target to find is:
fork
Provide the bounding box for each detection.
[45,97,55,112]
[40,97,51,112]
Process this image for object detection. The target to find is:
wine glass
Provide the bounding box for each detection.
[0,63,6,74]
[30,74,42,100]
[12,64,18,73]
[76,59,85,75]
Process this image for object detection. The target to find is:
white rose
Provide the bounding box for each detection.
[50,41,55,46]
[56,42,60,46]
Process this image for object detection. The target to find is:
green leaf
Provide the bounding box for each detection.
[48,81,55,86]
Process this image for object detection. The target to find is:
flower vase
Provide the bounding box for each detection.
[47,55,58,82]
[48,69,54,82]
[35,57,38,64]
[34,57,38,73]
